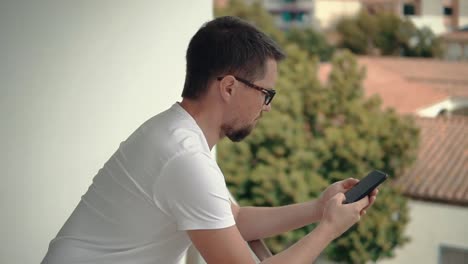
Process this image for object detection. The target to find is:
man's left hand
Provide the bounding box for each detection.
[318,178,378,217]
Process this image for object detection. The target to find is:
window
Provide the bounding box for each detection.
[281,12,292,22]
[281,11,306,23]
[403,4,416,15]
[444,7,453,16]
[440,245,468,264]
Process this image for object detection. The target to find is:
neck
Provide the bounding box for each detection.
[179,98,223,150]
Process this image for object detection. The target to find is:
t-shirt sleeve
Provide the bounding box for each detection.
[153,152,235,231]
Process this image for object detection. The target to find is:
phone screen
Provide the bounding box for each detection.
[344,170,388,204]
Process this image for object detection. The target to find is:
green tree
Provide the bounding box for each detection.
[374,12,407,55]
[336,10,442,57]
[335,11,378,54]
[305,51,418,262]
[215,0,285,46]
[215,1,419,263]
[285,28,334,61]
[404,26,443,58]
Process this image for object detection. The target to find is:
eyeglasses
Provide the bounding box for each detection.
[217,76,276,105]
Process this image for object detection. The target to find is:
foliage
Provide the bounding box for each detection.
[215,0,285,46]
[215,1,419,263]
[404,26,443,58]
[335,11,378,54]
[307,52,417,262]
[285,28,335,61]
[336,10,442,57]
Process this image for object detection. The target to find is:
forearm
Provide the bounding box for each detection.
[236,200,323,241]
[261,223,335,264]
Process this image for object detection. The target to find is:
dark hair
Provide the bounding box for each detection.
[181,16,286,99]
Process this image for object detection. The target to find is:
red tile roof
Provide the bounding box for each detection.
[394,116,468,206]
[319,56,468,113]
[362,56,468,98]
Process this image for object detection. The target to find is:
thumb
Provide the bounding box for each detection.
[333,192,346,204]
[342,178,359,189]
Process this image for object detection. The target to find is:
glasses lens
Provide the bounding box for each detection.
[264,90,275,105]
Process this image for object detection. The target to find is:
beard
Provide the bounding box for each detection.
[222,122,255,142]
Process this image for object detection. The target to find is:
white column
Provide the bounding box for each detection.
[0,1,211,263]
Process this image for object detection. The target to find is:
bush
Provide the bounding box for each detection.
[285,28,335,61]
[336,10,442,57]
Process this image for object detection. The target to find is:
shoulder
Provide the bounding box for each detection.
[137,104,210,161]
[160,151,222,188]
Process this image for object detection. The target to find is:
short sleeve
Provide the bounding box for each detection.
[153,152,235,231]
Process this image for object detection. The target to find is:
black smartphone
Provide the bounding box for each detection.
[344,170,388,204]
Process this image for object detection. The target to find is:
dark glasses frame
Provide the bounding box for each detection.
[217,76,276,105]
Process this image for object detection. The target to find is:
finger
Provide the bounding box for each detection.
[355,196,370,210]
[360,210,367,216]
[363,195,376,211]
[370,188,379,196]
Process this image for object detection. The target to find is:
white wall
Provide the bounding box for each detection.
[417,97,468,117]
[460,0,468,28]
[409,16,447,35]
[315,0,361,29]
[459,17,468,28]
[409,0,445,35]
[0,1,212,263]
[379,200,468,264]
[408,0,468,34]
[421,0,440,16]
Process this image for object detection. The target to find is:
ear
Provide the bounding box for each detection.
[218,76,236,103]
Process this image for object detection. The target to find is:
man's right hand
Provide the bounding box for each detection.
[319,193,370,239]
[188,193,370,264]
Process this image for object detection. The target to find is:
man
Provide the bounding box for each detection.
[42,16,377,264]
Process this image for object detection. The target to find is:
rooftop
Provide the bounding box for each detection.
[319,56,468,113]
[394,116,468,206]
[361,56,468,98]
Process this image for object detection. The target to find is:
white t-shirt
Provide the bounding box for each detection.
[42,103,236,264]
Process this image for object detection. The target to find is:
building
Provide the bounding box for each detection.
[402,0,468,34]
[314,0,468,34]
[382,116,468,264]
[262,0,316,29]
[441,28,468,61]
[216,0,468,34]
